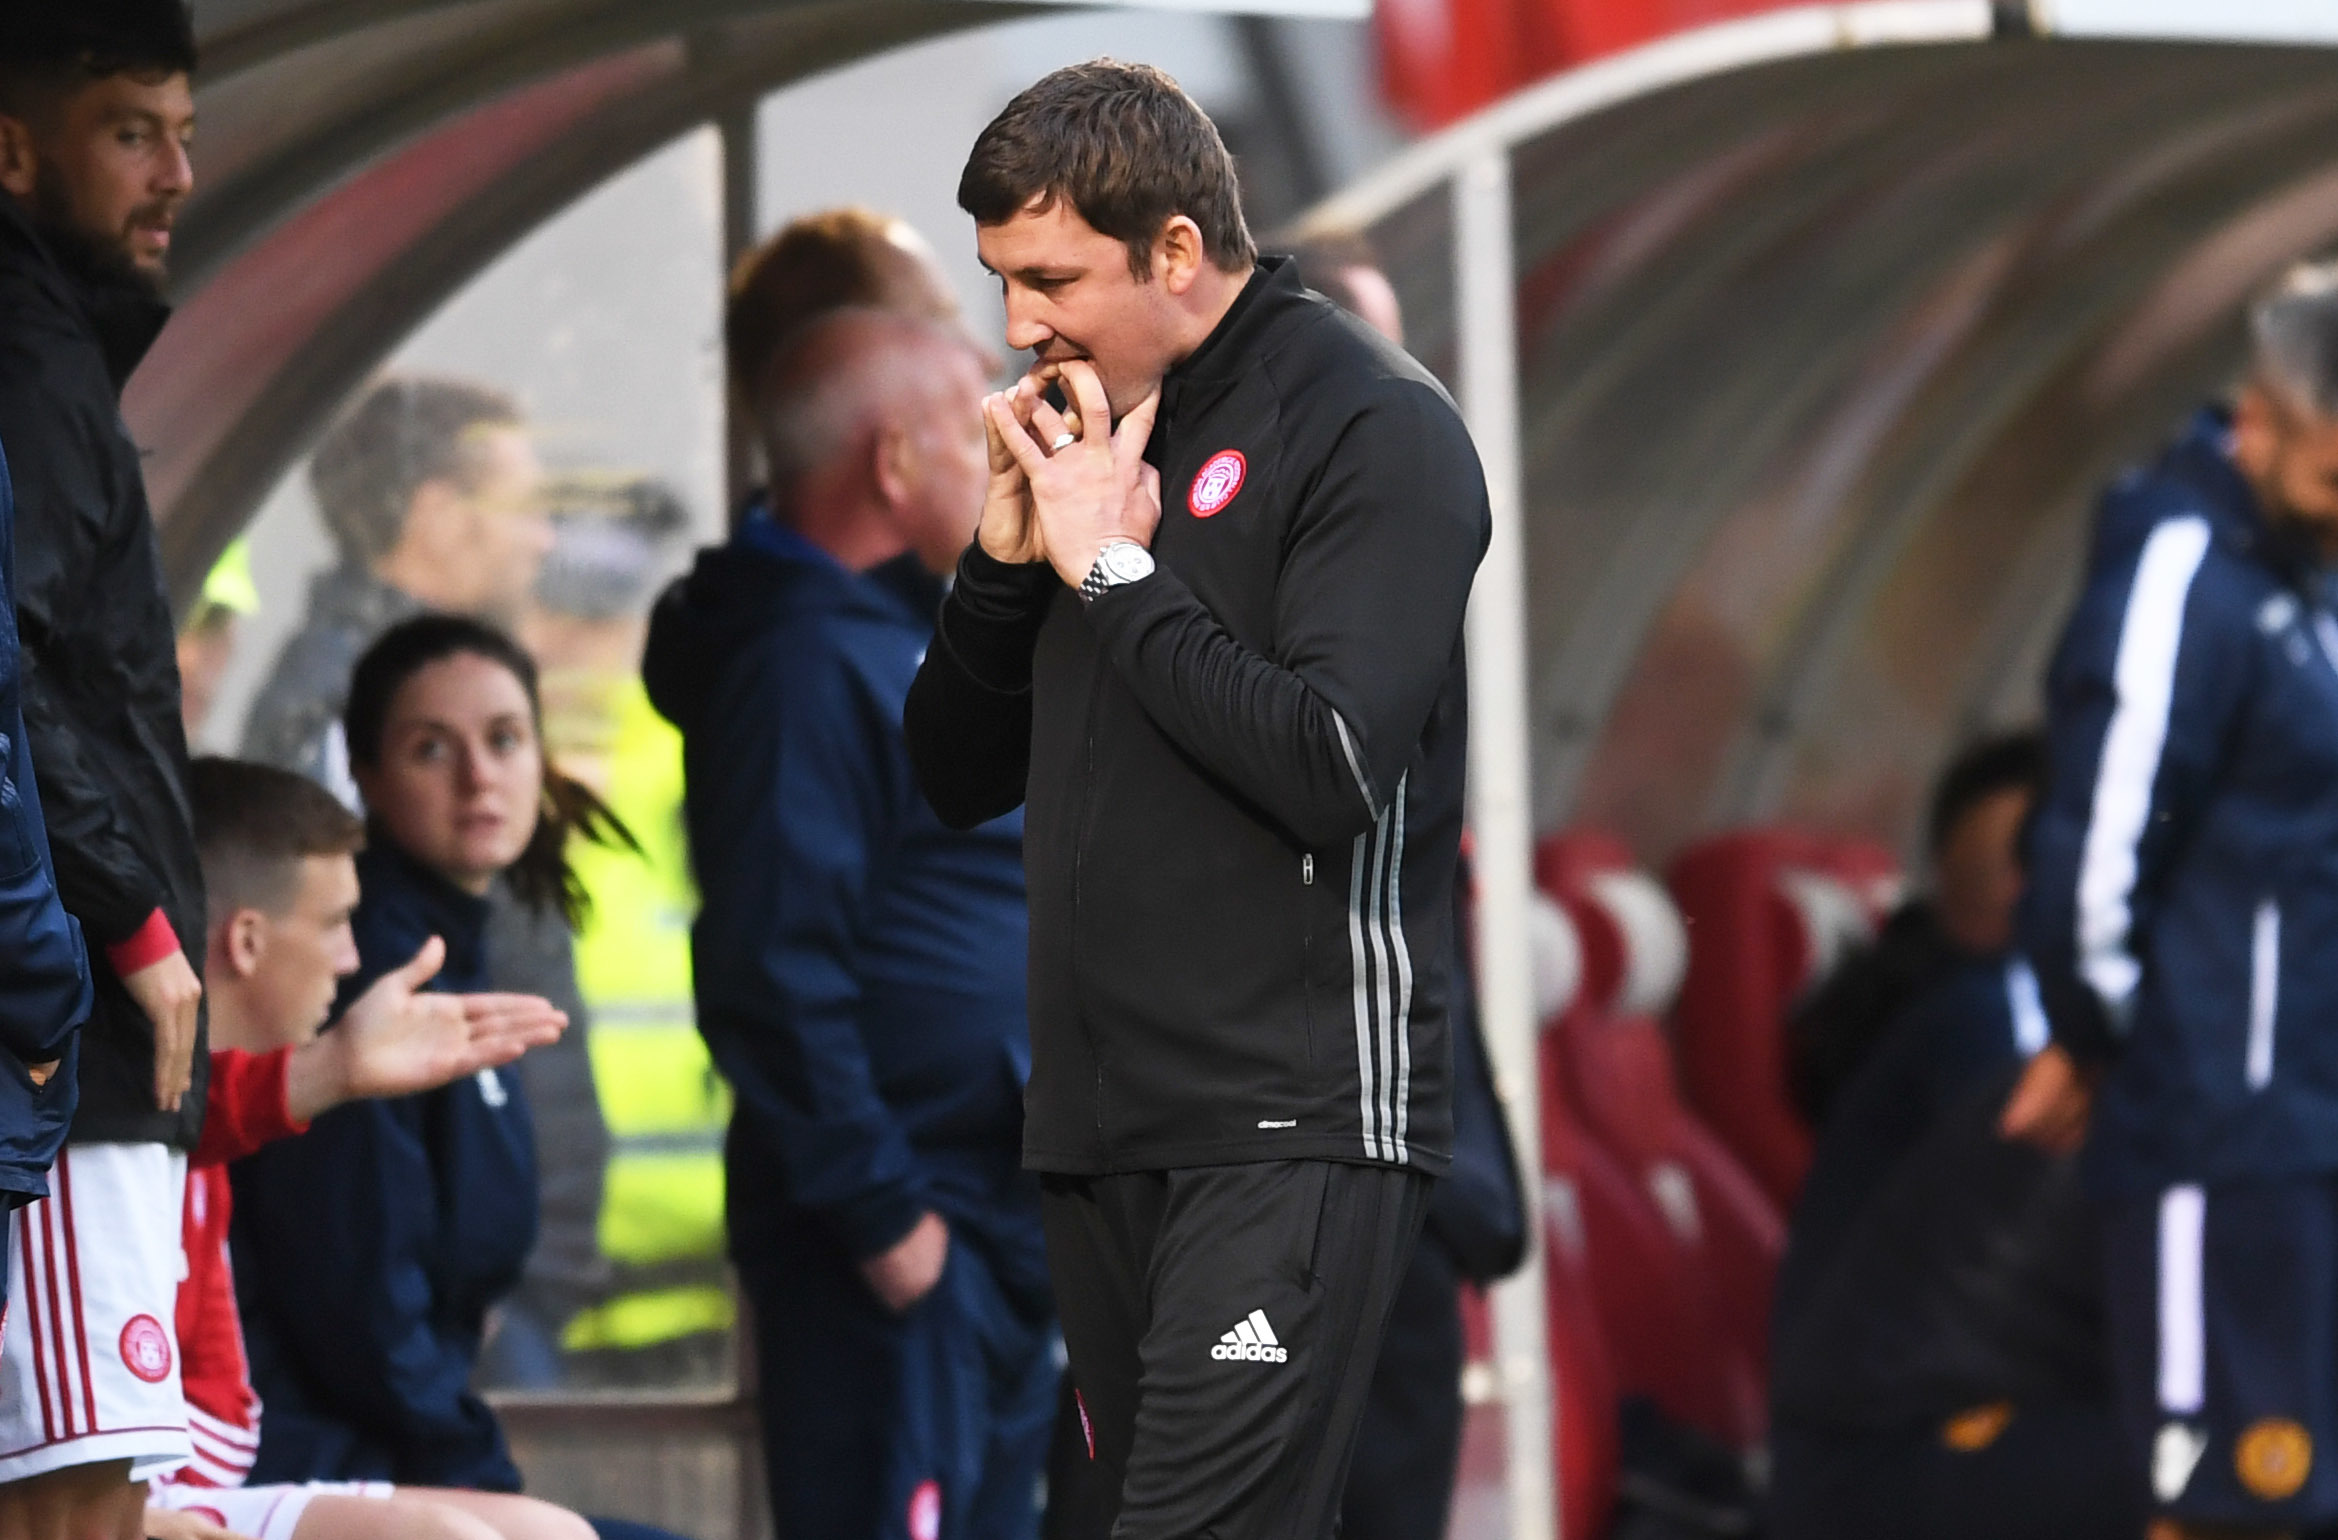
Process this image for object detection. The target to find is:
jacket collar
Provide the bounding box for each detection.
[733,500,943,624]
[1157,258,1300,433]
[2165,405,2325,592]
[357,838,493,980]
[307,564,427,640]
[0,190,171,395]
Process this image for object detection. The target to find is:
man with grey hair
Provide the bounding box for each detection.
[642,306,1056,1540]
[2003,258,2338,1538]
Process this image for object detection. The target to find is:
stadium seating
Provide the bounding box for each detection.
[1536,834,1779,1448]
[1664,831,1897,1210]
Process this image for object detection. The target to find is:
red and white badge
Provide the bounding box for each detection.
[120,1314,173,1384]
[1188,450,1246,518]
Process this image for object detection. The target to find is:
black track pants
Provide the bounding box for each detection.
[1040,1160,1433,1540]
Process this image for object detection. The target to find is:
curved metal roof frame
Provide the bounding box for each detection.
[137,0,1038,608]
[177,0,1040,290]
[1291,2,2338,859]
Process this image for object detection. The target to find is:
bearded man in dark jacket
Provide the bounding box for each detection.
[0,3,208,1533]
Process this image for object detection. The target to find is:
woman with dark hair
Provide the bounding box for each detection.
[229,614,630,1496]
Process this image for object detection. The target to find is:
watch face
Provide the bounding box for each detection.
[1104,544,1155,582]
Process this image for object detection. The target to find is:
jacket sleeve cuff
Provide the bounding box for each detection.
[955,543,1057,618]
[104,908,178,977]
[837,1187,930,1264]
[2052,1022,2120,1071]
[938,546,1059,693]
[191,1048,310,1168]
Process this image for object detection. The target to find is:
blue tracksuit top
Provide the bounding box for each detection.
[1778,953,2049,1332]
[641,510,1040,1300]
[233,840,534,1491]
[0,438,86,1204]
[2023,406,2338,1194]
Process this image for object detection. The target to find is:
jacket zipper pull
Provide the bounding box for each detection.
[1302,855,1314,886]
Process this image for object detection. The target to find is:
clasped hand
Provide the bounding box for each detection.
[977,359,1162,590]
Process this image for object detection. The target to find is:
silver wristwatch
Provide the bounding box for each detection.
[1079,540,1156,604]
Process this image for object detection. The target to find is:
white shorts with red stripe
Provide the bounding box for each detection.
[0,1143,190,1483]
[149,1479,393,1540]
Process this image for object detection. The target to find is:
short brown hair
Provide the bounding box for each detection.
[191,757,365,915]
[309,377,524,566]
[725,209,960,402]
[959,60,1255,280]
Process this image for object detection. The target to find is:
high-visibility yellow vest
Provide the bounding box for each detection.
[554,674,733,1354]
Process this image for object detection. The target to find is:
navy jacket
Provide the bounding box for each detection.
[1772,957,2101,1427]
[2023,407,2338,1193]
[1777,955,2049,1335]
[0,439,87,1203]
[234,842,535,1491]
[643,512,1041,1302]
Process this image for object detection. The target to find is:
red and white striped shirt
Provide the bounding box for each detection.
[174,1049,308,1488]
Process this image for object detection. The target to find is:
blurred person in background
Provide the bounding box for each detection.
[645,304,1054,1540]
[1768,731,2140,1540]
[1776,732,2046,1312]
[242,377,553,794]
[723,208,980,516]
[1786,724,2042,1127]
[229,620,617,1491]
[0,5,210,1534]
[242,377,613,1391]
[177,539,258,745]
[1287,233,1404,350]
[1287,233,1529,1540]
[2005,261,2338,1539]
[519,476,733,1387]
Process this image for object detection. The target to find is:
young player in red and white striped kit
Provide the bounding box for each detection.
[144,759,591,1540]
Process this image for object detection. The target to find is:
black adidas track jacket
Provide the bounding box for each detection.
[906,258,1489,1177]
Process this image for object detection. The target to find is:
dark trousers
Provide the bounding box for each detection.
[1339,1238,1466,1540]
[738,1217,1056,1540]
[1768,1403,2142,1540]
[1041,1160,1431,1540]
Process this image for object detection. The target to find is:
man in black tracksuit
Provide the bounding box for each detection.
[906,62,1489,1540]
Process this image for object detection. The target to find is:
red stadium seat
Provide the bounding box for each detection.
[1455,1246,1619,1539]
[1464,863,1619,1534]
[1664,832,1895,1210]
[1542,1206,1623,1538]
[1535,834,1781,1447]
[1516,867,1751,1447]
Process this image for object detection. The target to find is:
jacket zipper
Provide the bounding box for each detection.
[1075,661,1106,1145]
[1302,854,1317,1064]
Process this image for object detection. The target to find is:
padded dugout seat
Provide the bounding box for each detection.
[1536,834,1781,1448]
[1664,832,1898,1210]
[1461,860,1621,1536]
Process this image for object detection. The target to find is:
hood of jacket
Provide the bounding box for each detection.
[643,506,940,736]
[2104,405,2322,591]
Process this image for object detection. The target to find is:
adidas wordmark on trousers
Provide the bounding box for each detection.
[1041,1159,1430,1540]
